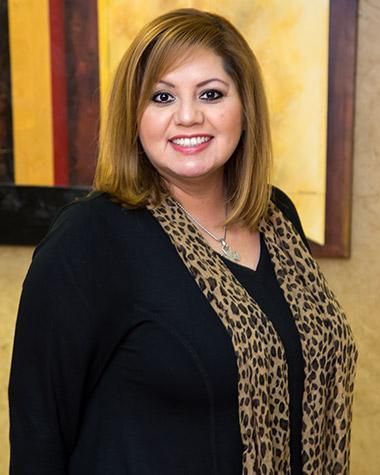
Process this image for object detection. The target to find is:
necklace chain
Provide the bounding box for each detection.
[174,200,241,263]
[175,200,226,242]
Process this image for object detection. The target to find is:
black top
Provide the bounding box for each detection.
[222,238,305,474]
[9,187,309,475]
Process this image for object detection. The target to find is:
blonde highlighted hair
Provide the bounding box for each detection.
[94,8,272,229]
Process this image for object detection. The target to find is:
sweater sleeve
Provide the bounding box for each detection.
[270,186,312,253]
[8,199,112,474]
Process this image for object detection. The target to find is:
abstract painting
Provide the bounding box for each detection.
[0,0,357,256]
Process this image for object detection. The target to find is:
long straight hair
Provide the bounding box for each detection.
[94,8,272,229]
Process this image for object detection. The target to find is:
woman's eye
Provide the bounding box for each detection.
[200,89,223,101]
[151,92,175,104]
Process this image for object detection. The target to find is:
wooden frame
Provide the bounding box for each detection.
[310,0,358,258]
[0,0,358,254]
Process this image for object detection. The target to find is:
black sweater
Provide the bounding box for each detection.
[9,188,309,475]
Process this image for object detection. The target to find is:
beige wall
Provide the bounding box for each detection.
[0,246,33,474]
[317,1,380,472]
[1,1,379,473]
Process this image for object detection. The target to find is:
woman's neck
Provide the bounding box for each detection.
[166,177,227,231]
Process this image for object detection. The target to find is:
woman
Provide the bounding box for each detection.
[9,8,358,475]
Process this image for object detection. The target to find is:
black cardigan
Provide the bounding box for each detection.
[9,188,310,474]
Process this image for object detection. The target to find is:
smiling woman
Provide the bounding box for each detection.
[93,8,272,229]
[138,48,243,186]
[9,8,358,475]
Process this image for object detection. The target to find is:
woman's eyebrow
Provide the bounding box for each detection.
[197,78,229,87]
[156,78,230,88]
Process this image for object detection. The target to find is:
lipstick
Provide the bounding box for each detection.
[169,134,213,154]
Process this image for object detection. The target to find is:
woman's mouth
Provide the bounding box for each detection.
[169,135,213,154]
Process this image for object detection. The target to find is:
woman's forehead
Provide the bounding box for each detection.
[150,46,228,85]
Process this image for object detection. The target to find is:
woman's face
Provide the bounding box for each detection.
[138,47,243,188]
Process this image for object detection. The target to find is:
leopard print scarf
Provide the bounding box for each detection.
[148,195,358,475]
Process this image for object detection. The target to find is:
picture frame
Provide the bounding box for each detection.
[0,0,358,256]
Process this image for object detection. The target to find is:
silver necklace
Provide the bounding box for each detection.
[174,200,241,263]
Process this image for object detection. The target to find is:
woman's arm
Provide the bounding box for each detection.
[8,200,109,474]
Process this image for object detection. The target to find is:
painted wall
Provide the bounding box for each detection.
[0,0,379,473]
[317,1,380,472]
[0,246,32,474]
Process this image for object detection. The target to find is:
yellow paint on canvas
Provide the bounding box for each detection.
[226,0,329,245]
[8,0,54,185]
[98,0,329,243]
[98,0,190,115]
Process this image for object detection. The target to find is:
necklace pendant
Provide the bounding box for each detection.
[221,240,241,262]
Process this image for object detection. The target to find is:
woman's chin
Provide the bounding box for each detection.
[170,164,223,181]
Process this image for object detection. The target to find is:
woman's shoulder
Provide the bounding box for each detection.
[34,192,148,257]
[269,186,310,251]
[49,191,123,226]
[49,191,150,232]
[37,192,112,246]
[270,186,298,222]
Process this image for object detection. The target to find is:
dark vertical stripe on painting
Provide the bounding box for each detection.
[0,0,14,183]
[65,0,100,186]
[49,0,69,186]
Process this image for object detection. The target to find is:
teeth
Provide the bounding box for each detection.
[172,136,211,147]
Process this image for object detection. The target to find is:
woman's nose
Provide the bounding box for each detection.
[174,99,204,126]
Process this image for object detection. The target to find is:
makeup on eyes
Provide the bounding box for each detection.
[151,89,225,104]
[150,78,230,100]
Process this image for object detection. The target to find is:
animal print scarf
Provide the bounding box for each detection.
[148,195,358,475]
